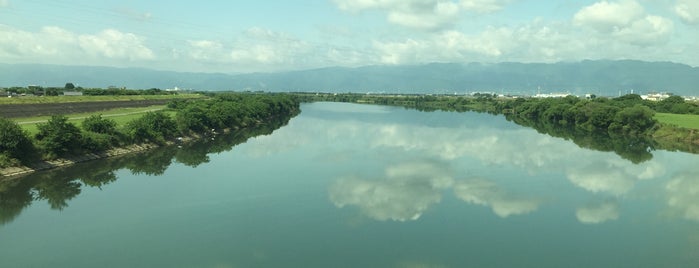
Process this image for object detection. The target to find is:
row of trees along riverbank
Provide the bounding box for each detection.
[295,92,699,161]
[0,93,300,169]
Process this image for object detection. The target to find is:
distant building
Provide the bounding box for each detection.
[63,91,84,96]
[641,93,670,101]
[533,93,571,98]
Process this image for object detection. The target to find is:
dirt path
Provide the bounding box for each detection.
[16,108,164,125]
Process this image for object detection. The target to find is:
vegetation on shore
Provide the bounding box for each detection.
[0,93,299,169]
[0,94,202,105]
[295,92,699,161]
[0,113,296,224]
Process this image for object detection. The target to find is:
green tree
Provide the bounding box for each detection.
[0,118,35,165]
[610,105,656,135]
[125,112,177,144]
[35,115,83,158]
[64,83,75,90]
[82,114,117,134]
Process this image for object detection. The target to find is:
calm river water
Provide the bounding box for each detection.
[1,102,698,267]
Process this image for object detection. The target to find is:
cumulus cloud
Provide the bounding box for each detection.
[0,25,76,58]
[665,172,699,222]
[334,0,509,31]
[460,0,510,13]
[675,0,699,24]
[453,179,540,218]
[185,27,313,69]
[0,25,154,63]
[573,0,673,46]
[576,201,620,224]
[78,29,154,60]
[373,28,509,64]
[329,161,453,221]
[573,0,645,33]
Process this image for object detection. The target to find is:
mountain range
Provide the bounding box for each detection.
[1,60,697,96]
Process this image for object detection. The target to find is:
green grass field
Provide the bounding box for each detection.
[0,94,202,105]
[13,105,176,135]
[655,113,699,130]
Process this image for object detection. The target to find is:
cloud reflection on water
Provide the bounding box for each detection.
[666,172,699,222]
[283,103,698,223]
[576,201,620,224]
[453,179,541,218]
[329,161,453,222]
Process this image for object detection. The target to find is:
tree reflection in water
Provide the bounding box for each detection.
[0,114,294,226]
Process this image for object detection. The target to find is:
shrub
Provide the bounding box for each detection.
[82,114,117,134]
[35,115,83,159]
[0,118,36,163]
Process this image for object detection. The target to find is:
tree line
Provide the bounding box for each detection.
[0,93,299,168]
[1,83,179,96]
[0,113,295,224]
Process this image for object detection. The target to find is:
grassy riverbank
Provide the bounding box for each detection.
[13,105,171,135]
[0,93,300,172]
[655,113,699,130]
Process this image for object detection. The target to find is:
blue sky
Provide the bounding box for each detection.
[0,0,697,73]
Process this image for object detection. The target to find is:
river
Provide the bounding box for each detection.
[1,102,698,267]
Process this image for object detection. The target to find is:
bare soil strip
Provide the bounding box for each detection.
[0,99,172,118]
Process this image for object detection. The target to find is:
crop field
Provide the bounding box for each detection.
[13,105,176,135]
[655,113,699,130]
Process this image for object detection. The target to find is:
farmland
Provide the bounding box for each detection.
[655,113,699,130]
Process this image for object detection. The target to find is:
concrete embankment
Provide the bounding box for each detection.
[0,143,161,179]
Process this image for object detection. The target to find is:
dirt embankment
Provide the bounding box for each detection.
[0,99,172,118]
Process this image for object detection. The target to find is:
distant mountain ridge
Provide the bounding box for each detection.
[1,60,697,96]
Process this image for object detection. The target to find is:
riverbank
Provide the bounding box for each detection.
[0,144,157,178]
[0,92,301,176]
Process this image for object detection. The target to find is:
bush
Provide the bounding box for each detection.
[35,115,83,158]
[82,114,117,134]
[0,118,35,163]
[81,132,114,151]
[0,153,21,168]
[125,112,177,144]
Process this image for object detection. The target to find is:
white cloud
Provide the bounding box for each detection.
[573,0,673,46]
[0,25,154,64]
[78,29,154,61]
[187,40,226,62]
[372,28,509,64]
[573,0,645,33]
[615,15,673,46]
[453,179,540,218]
[334,0,509,31]
[576,201,620,224]
[0,25,76,58]
[329,161,453,221]
[460,0,510,13]
[179,27,320,71]
[0,0,8,8]
[674,0,699,24]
